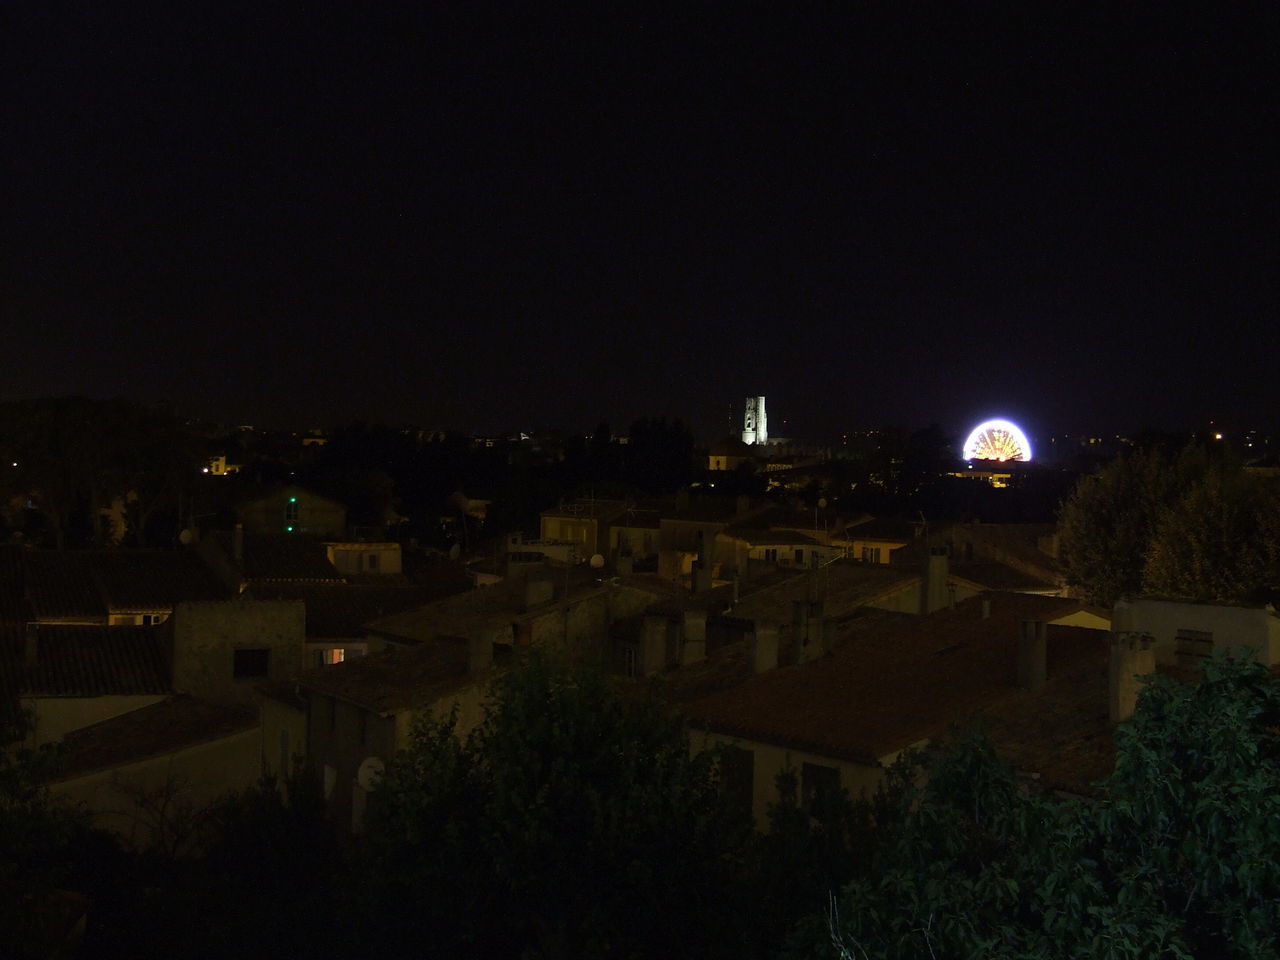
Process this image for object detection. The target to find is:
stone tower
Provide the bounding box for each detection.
[742,396,768,446]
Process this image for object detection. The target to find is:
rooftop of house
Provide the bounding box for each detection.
[540,498,632,521]
[245,579,471,639]
[206,530,344,582]
[722,529,821,548]
[949,561,1062,594]
[684,593,1114,781]
[367,569,674,645]
[2,624,171,698]
[725,562,922,624]
[842,516,924,543]
[665,496,769,525]
[0,546,29,623]
[54,695,257,781]
[18,549,229,621]
[297,636,500,714]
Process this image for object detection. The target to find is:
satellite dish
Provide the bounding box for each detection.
[589,553,605,570]
[448,543,461,561]
[178,528,194,545]
[356,756,385,792]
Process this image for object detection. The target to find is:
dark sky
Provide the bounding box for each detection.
[4,5,1277,441]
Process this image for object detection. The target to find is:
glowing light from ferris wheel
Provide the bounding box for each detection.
[963,419,1032,462]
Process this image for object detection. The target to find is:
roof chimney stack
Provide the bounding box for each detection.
[749,622,779,673]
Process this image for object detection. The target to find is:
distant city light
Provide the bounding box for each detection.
[286,525,294,532]
[963,419,1032,462]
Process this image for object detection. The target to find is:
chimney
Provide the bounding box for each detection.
[468,636,493,675]
[749,622,779,673]
[981,596,991,619]
[921,546,950,614]
[691,560,713,594]
[796,600,826,663]
[1109,631,1156,724]
[24,623,38,669]
[1017,619,1047,690]
[233,522,244,563]
[641,616,669,675]
[681,609,707,665]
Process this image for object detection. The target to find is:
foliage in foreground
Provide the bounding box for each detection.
[363,652,759,959]
[812,654,1280,960]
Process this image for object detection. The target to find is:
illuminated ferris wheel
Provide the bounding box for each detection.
[963,419,1032,462]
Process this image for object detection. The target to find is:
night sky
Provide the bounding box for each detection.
[4,5,1277,441]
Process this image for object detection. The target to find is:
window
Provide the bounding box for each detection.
[233,648,270,679]
[794,549,805,565]
[1175,628,1213,662]
[366,553,379,572]
[764,548,778,563]
[862,546,881,564]
[801,762,841,820]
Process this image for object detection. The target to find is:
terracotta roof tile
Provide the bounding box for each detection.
[1,624,171,697]
[685,592,1110,767]
[297,638,491,713]
[245,580,469,639]
[55,695,256,780]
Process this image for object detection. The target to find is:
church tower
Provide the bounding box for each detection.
[742,396,768,445]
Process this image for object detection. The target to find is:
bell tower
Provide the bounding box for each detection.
[742,396,768,445]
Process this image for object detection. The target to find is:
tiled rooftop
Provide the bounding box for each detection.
[0,624,171,697]
[950,561,1059,593]
[725,563,921,624]
[842,517,923,542]
[297,637,491,713]
[246,580,470,639]
[55,695,256,780]
[15,549,229,622]
[22,551,104,621]
[685,592,1112,769]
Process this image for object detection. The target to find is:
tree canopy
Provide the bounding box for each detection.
[362,653,757,959]
[808,654,1280,960]
[1059,444,1280,606]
